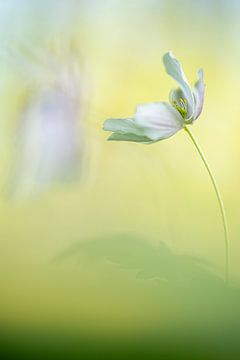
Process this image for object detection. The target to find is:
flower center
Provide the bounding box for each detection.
[173,97,188,119]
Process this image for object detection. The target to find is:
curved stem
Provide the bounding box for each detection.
[184,125,229,284]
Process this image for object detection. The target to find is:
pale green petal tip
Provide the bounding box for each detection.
[197,68,204,80]
[163,51,174,63]
[107,132,153,143]
[103,118,144,136]
[107,133,152,144]
[102,118,119,131]
[162,51,178,74]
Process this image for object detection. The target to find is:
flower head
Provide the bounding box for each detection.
[103,51,205,143]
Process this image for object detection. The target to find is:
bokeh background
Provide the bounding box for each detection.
[0,0,240,358]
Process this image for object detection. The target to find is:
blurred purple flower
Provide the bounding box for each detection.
[7,41,88,199]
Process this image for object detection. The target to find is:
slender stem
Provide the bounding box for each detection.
[184,125,229,284]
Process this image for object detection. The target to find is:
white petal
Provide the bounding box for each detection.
[108,132,153,143]
[135,102,184,141]
[193,69,205,120]
[103,118,144,136]
[163,52,195,120]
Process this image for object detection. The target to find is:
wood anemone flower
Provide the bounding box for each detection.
[103,52,230,285]
[103,51,205,143]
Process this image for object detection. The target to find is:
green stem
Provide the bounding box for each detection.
[184,125,229,284]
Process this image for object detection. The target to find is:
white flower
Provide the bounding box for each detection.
[102,52,232,285]
[103,51,205,143]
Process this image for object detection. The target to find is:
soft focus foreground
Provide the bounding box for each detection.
[0,1,240,359]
